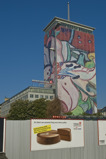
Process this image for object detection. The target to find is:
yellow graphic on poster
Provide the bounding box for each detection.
[33,125,51,134]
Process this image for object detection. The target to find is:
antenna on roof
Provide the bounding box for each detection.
[67,2,70,21]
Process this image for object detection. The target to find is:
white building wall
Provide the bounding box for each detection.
[28,92,55,101]
[1,87,55,117]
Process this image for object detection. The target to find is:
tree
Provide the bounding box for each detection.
[27,98,49,119]
[6,99,49,120]
[46,98,62,118]
[6,100,29,120]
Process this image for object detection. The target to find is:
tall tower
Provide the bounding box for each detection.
[43,17,97,115]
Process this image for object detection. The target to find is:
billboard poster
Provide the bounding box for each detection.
[0,118,6,152]
[30,119,84,151]
[98,120,106,145]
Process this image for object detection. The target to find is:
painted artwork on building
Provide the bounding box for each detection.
[44,24,97,115]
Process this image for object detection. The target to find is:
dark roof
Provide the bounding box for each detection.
[43,17,95,32]
[101,107,106,112]
[98,107,106,113]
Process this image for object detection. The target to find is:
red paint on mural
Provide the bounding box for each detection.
[56,27,71,42]
[44,34,48,46]
[72,31,95,52]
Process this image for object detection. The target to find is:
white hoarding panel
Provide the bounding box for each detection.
[98,120,106,145]
[30,119,84,151]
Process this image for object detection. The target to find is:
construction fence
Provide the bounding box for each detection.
[5,119,106,159]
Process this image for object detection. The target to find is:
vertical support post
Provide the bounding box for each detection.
[68,2,70,21]
[54,27,57,98]
[54,23,61,98]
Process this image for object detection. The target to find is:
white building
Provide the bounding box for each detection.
[98,107,106,117]
[1,86,55,117]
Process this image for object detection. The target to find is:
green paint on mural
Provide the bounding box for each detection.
[85,60,95,68]
[71,106,84,115]
[77,54,84,66]
[47,31,49,38]
[56,31,60,36]
[51,30,55,36]
[80,103,89,112]
[67,43,71,61]
[78,92,92,111]
[71,51,78,59]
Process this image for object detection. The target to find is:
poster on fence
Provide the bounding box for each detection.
[30,119,84,151]
[98,120,106,145]
[0,118,6,152]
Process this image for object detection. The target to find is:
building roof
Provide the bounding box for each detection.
[43,17,95,32]
[98,107,106,112]
[101,107,106,112]
[1,86,55,105]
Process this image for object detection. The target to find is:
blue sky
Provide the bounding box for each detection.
[0,0,106,108]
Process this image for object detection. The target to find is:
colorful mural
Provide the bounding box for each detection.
[44,25,97,115]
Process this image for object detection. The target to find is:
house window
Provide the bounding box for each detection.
[40,95,43,98]
[30,94,34,98]
[50,96,53,100]
[35,95,39,98]
[45,95,48,99]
